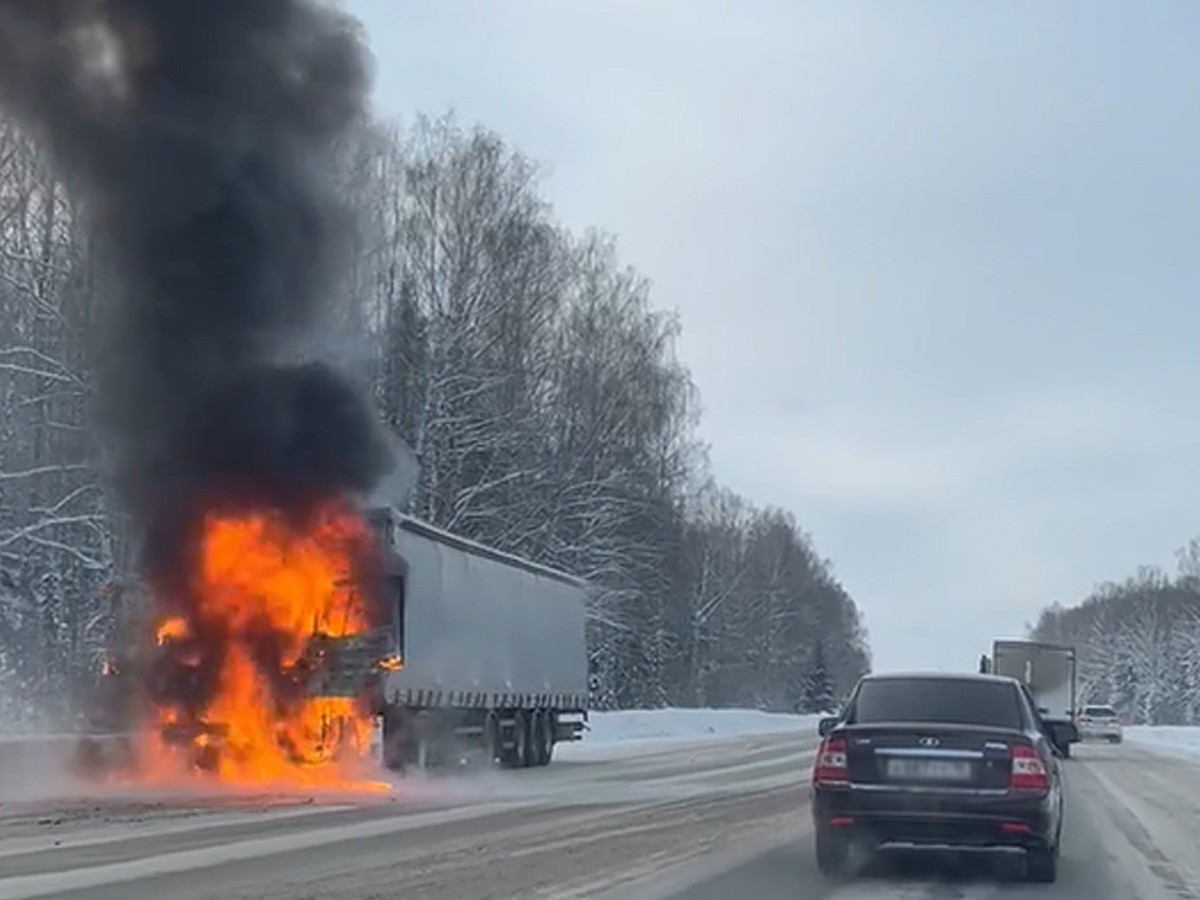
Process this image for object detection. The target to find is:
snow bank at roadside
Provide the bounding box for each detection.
[575,708,820,750]
[1125,726,1200,760]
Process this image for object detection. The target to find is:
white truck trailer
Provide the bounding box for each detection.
[352,507,591,770]
[983,639,1079,757]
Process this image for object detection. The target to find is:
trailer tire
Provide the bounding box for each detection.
[519,710,537,768]
[503,710,530,768]
[534,711,554,766]
[530,710,545,766]
[483,711,501,766]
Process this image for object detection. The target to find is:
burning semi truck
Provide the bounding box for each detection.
[84,503,589,781]
[0,0,595,785]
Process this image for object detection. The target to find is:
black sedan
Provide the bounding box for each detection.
[810,672,1072,882]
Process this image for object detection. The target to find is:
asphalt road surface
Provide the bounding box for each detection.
[0,736,1197,899]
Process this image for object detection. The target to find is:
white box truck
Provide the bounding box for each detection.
[983,639,1079,757]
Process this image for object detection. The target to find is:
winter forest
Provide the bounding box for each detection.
[1031,539,1200,727]
[0,111,870,731]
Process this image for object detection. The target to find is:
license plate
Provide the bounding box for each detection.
[885,758,972,781]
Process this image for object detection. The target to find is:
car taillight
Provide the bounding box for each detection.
[1010,742,1049,791]
[813,736,848,785]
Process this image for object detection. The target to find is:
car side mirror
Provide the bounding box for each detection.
[817,716,839,737]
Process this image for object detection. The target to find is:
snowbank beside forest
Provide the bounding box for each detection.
[1125,726,1200,760]
[561,708,820,758]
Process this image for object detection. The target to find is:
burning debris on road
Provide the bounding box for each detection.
[0,1,396,786]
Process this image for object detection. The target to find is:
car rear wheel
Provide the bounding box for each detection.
[815,827,851,878]
[1026,843,1059,883]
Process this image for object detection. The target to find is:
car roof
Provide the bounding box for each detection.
[860,671,1021,686]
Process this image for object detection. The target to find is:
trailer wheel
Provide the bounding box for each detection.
[521,710,541,767]
[508,710,531,768]
[542,710,557,766]
[483,711,501,766]
[529,711,542,766]
[535,711,555,766]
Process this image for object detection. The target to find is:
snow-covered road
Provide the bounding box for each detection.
[0,713,814,900]
[1,719,1200,899]
[660,741,1200,900]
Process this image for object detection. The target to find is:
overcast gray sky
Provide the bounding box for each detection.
[344,0,1200,673]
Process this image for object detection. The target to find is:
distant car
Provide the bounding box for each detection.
[1077,704,1122,744]
[811,672,1070,883]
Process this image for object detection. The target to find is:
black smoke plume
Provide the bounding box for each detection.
[0,0,393,569]
[0,1,398,755]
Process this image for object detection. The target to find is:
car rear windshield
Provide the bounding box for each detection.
[1083,706,1116,717]
[852,678,1023,730]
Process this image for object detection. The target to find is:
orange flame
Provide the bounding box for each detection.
[144,499,385,790]
[377,654,403,673]
[156,616,190,645]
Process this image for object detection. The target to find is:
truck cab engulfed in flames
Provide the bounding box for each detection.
[81,504,590,783]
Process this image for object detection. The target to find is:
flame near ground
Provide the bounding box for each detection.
[139,500,388,792]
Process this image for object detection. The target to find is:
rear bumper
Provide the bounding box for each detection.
[813,784,1054,849]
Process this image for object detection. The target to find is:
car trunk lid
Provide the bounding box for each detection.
[842,723,1018,790]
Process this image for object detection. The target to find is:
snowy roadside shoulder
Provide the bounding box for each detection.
[1123,726,1200,761]
[0,710,823,773]
[556,708,821,760]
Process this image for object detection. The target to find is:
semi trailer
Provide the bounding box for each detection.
[354,507,591,769]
